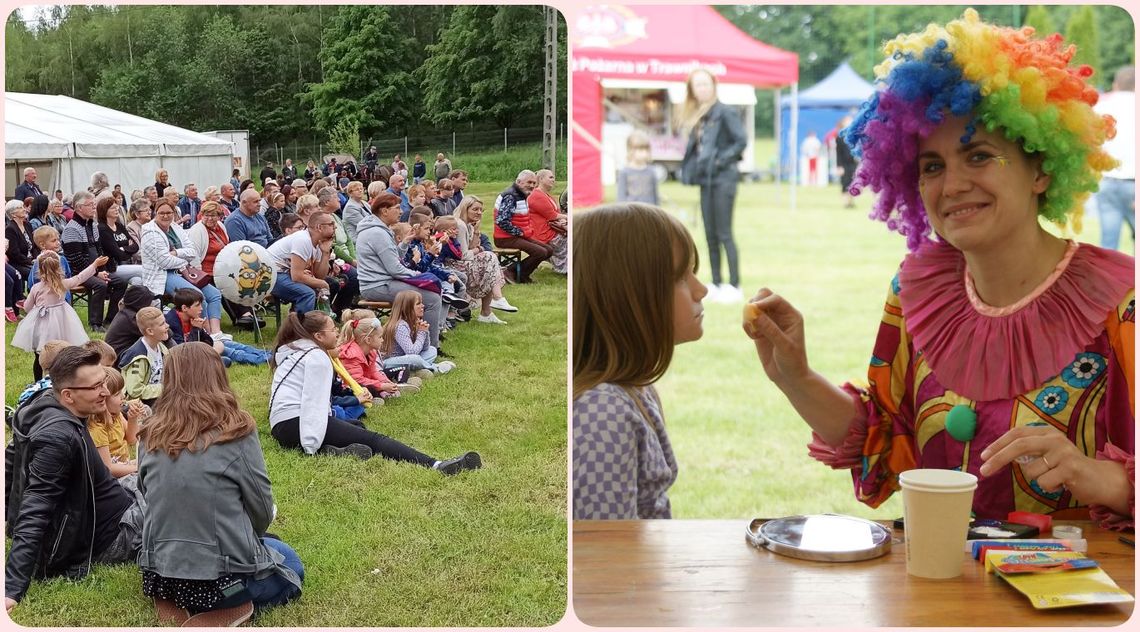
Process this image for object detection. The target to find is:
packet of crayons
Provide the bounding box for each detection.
[982,550,1134,609]
[969,539,1082,560]
[982,550,1095,574]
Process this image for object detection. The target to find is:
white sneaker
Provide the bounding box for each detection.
[212,331,234,342]
[477,313,508,325]
[705,284,720,302]
[489,297,519,312]
[717,284,743,303]
[435,360,456,374]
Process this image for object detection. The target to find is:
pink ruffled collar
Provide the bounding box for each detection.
[898,240,1134,401]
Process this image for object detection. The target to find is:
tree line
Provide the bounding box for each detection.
[5,5,567,148]
[715,5,1134,131]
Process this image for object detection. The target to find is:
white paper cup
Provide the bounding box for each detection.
[898,469,978,579]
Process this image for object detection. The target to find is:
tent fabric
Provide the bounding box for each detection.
[780,61,874,108]
[5,92,234,198]
[778,62,875,175]
[572,5,799,207]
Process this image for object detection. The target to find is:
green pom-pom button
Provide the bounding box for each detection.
[946,404,977,442]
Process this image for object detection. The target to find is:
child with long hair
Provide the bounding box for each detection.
[337,308,420,398]
[87,366,144,478]
[12,250,108,356]
[573,203,708,520]
[380,291,456,374]
[138,343,303,623]
[269,311,478,472]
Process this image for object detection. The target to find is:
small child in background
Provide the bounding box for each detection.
[12,251,109,379]
[380,290,456,374]
[15,339,70,408]
[616,130,660,205]
[87,366,144,478]
[83,339,118,367]
[412,154,427,184]
[337,308,420,398]
[392,222,413,259]
[404,212,468,309]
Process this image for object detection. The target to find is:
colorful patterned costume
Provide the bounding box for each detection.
[809,241,1134,527]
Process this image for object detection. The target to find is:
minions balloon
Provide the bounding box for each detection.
[213,241,277,306]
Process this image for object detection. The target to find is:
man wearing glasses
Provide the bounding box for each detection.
[266,211,337,315]
[5,347,144,612]
[61,190,127,332]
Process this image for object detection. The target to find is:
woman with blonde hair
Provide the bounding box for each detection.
[679,67,746,303]
[342,180,369,241]
[573,203,707,519]
[294,194,320,227]
[138,342,303,624]
[453,196,517,317]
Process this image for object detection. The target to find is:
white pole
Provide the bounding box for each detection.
[773,87,781,186]
[789,81,798,212]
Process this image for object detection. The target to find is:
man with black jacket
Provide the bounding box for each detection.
[61,190,126,331]
[5,347,144,612]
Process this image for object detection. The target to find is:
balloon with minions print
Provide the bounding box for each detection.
[213,241,277,306]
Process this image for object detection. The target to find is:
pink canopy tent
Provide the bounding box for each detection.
[571,5,799,207]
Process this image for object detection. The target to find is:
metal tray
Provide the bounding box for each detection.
[745,514,893,562]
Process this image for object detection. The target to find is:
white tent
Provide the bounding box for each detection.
[5,92,234,199]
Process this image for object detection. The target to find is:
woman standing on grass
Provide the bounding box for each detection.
[268,310,481,473]
[138,342,303,625]
[573,203,707,519]
[679,67,747,304]
[746,11,1134,526]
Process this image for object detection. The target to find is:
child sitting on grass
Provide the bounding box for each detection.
[87,366,144,478]
[119,306,172,405]
[164,288,270,366]
[328,344,374,420]
[337,308,420,398]
[380,291,455,374]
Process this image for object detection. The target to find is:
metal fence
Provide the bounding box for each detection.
[253,125,566,169]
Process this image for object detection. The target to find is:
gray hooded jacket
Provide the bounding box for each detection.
[355,213,415,293]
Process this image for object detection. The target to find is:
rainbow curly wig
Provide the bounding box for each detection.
[842,9,1118,251]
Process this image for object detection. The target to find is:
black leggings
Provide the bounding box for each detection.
[271,416,435,466]
[700,180,740,287]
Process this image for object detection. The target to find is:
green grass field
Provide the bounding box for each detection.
[600,178,1131,522]
[3,181,568,626]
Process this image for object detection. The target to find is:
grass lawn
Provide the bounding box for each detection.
[599,179,1130,522]
[4,180,568,626]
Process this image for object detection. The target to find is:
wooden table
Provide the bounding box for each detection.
[574,520,1134,626]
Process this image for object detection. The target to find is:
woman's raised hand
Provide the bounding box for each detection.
[743,288,809,387]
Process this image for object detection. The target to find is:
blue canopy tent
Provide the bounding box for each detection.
[778,61,874,179]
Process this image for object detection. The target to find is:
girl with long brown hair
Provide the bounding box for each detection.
[379,290,456,373]
[138,342,303,622]
[269,311,479,473]
[573,203,707,520]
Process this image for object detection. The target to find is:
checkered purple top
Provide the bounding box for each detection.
[573,383,677,519]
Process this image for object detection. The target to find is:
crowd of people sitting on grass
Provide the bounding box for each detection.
[3,153,567,623]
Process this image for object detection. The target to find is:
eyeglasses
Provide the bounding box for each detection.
[65,378,107,392]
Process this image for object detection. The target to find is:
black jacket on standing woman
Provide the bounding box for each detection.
[680,101,747,187]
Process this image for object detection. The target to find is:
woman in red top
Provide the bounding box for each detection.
[526,169,567,274]
[187,201,228,275]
